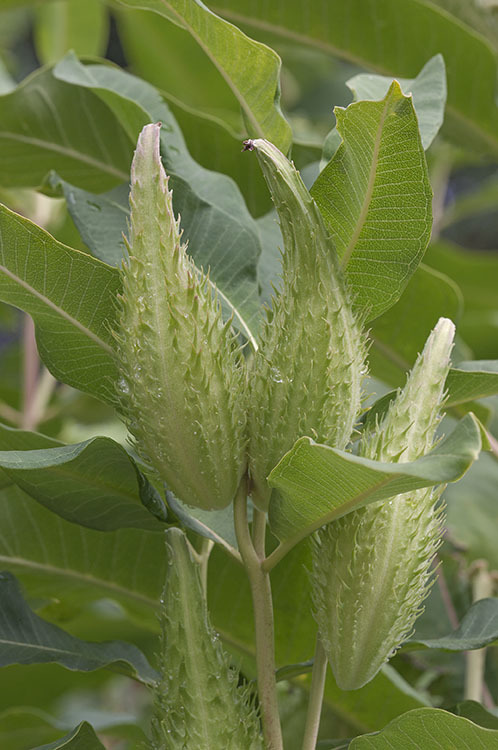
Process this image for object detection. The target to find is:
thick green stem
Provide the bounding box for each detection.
[301,636,327,750]
[234,480,283,750]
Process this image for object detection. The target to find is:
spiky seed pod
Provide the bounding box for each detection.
[115,123,246,510]
[245,139,367,510]
[311,317,455,690]
[150,528,263,750]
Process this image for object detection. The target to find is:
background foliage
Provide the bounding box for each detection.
[0,0,497,748]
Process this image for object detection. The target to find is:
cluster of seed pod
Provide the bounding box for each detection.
[117,123,450,740]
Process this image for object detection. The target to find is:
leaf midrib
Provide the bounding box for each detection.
[0,264,115,355]
[156,0,265,138]
[339,95,390,269]
[0,554,157,609]
[213,7,498,155]
[0,131,129,182]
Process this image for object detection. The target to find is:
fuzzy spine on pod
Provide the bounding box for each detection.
[115,123,246,511]
[244,139,367,511]
[311,317,455,690]
[150,528,262,749]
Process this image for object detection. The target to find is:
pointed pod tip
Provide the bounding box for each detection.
[131,123,164,185]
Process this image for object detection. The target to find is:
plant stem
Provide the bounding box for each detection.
[464,561,494,703]
[234,479,283,750]
[252,506,267,557]
[301,635,327,750]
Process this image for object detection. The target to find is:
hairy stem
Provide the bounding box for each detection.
[234,479,283,750]
[301,635,327,750]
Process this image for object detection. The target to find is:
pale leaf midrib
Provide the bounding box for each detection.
[0,554,157,608]
[0,131,129,181]
[212,8,498,156]
[158,0,265,138]
[0,264,114,355]
[340,96,390,269]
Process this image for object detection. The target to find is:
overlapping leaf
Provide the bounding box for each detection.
[268,414,481,549]
[369,263,462,386]
[406,597,498,651]
[213,0,498,157]
[33,722,105,749]
[0,68,130,191]
[346,55,446,150]
[348,707,498,749]
[0,204,119,403]
[311,82,432,321]
[52,54,262,334]
[0,425,166,531]
[0,571,158,684]
[114,0,291,152]
[0,486,164,628]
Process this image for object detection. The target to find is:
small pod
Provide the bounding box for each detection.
[115,123,246,510]
[150,528,262,749]
[246,139,367,510]
[311,318,455,690]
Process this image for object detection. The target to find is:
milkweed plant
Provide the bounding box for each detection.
[0,33,492,747]
[113,120,480,749]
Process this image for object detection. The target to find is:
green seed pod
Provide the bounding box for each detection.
[150,528,263,750]
[115,123,246,510]
[311,317,455,690]
[245,139,367,510]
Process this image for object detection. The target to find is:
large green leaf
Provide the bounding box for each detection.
[345,55,446,150]
[406,597,498,651]
[0,708,63,749]
[348,707,498,749]
[0,486,164,628]
[52,54,262,335]
[267,413,481,550]
[114,0,291,153]
[0,204,119,403]
[0,571,158,683]
[0,67,131,191]
[115,6,271,217]
[34,722,105,749]
[427,240,498,360]
[311,82,432,321]
[446,362,498,406]
[212,0,498,157]
[445,452,498,569]
[0,426,166,532]
[453,701,498,731]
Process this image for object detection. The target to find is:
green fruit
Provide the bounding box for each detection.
[245,139,366,510]
[150,528,262,749]
[116,123,246,510]
[312,318,455,690]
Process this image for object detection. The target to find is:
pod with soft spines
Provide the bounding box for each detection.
[150,528,262,749]
[311,317,455,690]
[115,123,246,511]
[244,139,367,511]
